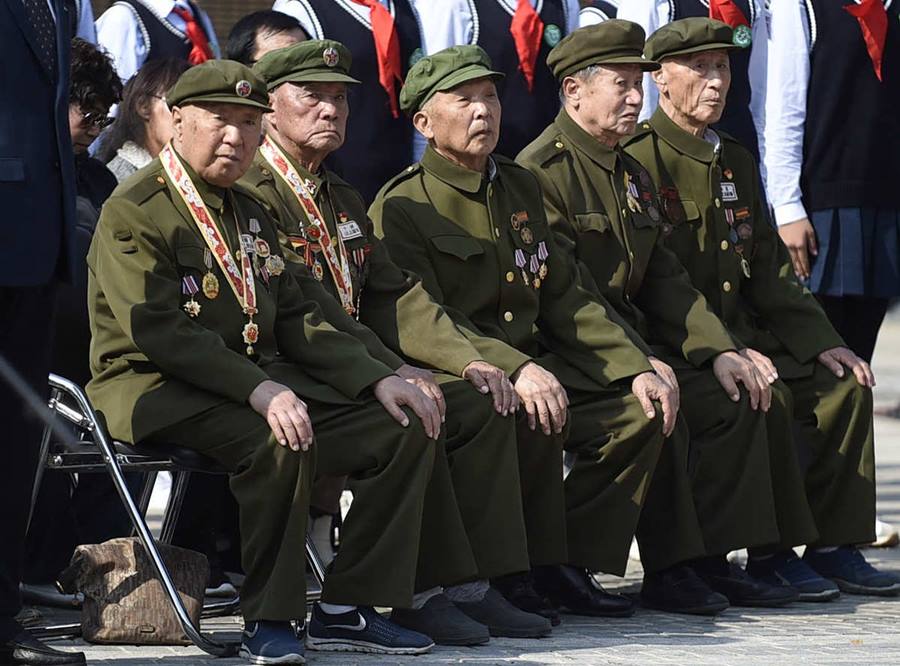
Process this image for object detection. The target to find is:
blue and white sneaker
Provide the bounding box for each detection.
[804,546,900,597]
[239,620,306,664]
[306,603,434,655]
[747,551,840,602]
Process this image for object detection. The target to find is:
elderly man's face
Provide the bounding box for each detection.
[172,102,263,187]
[270,82,348,157]
[565,64,643,141]
[415,77,501,167]
[655,50,731,126]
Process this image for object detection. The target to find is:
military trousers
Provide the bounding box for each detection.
[764,364,876,549]
[148,362,439,621]
[414,376,530,592]
[665,363,781,557]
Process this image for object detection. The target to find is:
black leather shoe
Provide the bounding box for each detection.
[641,565,730,616]
[695,559,799,607]
[534,564,635,618]
[1,631,86,665]
[492,572,561,626]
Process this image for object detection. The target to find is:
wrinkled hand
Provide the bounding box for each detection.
[463,360,519,416]
[778,217,817,281]
[631,371,677,437]
[713,351,771,412]
[248,380,314,451]
[648,356,680,415]
[396,364,446,422]
[817,347,876,387]
[740,347,779,384]
[374,375,443,440]
[511,361,568,435]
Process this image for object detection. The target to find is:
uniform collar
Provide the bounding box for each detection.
[267,134,328,194]
[173,147,226,211]
[649,107,717,164]
[421,145,496,194]
[555,108,618,173]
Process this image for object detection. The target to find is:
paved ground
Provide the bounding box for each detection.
[37,311,900,664]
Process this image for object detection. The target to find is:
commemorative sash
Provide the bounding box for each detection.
[259,135,356,315]
[160,144,260,355]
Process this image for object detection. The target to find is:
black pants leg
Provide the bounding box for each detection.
[818,295,890,363]
[0,285,56,641]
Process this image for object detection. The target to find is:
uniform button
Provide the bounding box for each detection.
[505,271,515,283]
[555,141,564,149]
[722,280,732,292]
[503,311,514,322]
[720,240,729,251]
[714,198,722,208]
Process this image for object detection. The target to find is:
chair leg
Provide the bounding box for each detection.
[52,375,237,658]
[305,534,325,603]
[135,471,158,526]
[159,470,190,545]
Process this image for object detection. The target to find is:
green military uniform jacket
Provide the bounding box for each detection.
[88,155,394,444]
[241,141,482,377]
[370,146,653,388]
[518,109,736,368]
[623,109,843,377]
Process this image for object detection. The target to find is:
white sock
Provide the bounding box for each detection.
[411,586,442,609]
[444,580,489,603]
[318,602,357,615]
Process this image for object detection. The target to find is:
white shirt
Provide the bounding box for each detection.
[95,0,220,82]
[579,0,619,27]
[412,0,580,55]
[617,0,769,186]
[763,0,811,226]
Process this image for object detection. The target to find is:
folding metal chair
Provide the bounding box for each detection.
[27,373,328,657]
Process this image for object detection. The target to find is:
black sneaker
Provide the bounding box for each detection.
[454,588,552,638]
[694,558,798,607]
[240,620,306,664]
[641,565,730,616]
[534,564,635,618]
[391,593,490,646]
[804,546,900,596]
[306,604,433,654]
[747,551,840,602]
[492,571,561,626]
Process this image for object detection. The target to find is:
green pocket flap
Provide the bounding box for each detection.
[680,199,701,222]
[175,244,208,270]
[430,234,485,260]
[574,212,611,233]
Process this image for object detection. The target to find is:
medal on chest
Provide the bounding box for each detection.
[509,211,548,289]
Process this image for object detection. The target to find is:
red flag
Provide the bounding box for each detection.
[352,0,404,117]
[845,0,888,82]
[510,0,544,92]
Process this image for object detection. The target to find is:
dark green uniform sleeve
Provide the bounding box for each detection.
[742,165,843,362]
[91,197,270,404]
[372,196,533,377]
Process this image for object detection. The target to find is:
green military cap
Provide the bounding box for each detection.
[645,17,750,62]
[547,20,659,80]
[253,40,360,90]
[399,45,503,115]
[166,60,273,111]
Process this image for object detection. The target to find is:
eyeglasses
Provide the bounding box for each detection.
[80,110,115,130]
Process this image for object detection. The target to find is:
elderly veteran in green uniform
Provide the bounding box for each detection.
[518,20,805,613]
[371,45,695,621]
[625,18,900,598]
[240,40,551,644]
[86,60,454,664]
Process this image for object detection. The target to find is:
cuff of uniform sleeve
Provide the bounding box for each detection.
[774,202,809,227]
[335,362,396,400]
[687,345,737,369]
[234,366,275,404]
[600,355,654,387]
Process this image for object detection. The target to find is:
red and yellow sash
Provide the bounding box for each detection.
[160,143,260,353]
[259,135,355,314]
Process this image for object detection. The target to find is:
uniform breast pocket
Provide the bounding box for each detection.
[174,244,208,272]
[429,234,485,262]
[574,212,611,235]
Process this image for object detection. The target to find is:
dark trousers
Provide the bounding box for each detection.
[0,285,56,641]
[818,295,890,363]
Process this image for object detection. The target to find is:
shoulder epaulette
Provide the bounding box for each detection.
[377,162,422,197]
[115,164,168,205]
[242,159,275,189]
[522,133,568,167]
[622,121,654,147]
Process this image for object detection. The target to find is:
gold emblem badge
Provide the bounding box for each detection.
[520,227,534,244]
[235,80,252,98]
[202,272,220,299]
[323,47,339,67]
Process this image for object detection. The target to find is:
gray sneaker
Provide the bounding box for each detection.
[392,594,490,646]
[453,588,552,638]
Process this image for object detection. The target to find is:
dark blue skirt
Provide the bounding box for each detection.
[808,207,900,298]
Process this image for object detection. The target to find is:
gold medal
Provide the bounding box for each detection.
[626,193,640,213]
[538,263,548,279]
[312,259,325,281]
[202,272,219,299]
[532,277,541,289]
[182,299,201,317]
[520,227,534,244]
[243,320,259,356]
